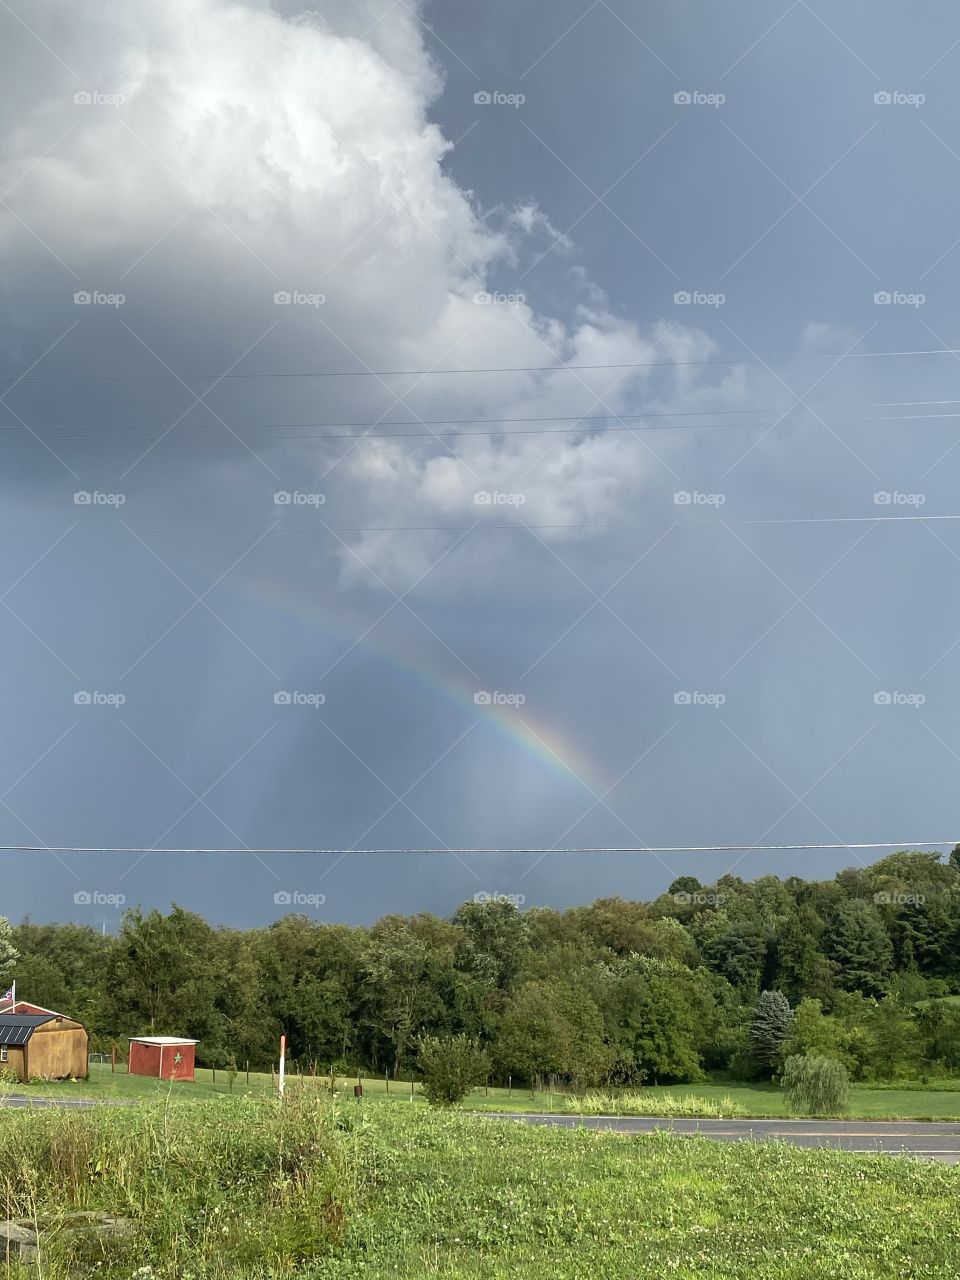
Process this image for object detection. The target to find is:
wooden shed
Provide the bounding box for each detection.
[128,1036,198,1081]
[0,1012,89,1082]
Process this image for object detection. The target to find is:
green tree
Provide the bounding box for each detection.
[493,978,609,1086]
[494,979,570,1083]
[362,918,443,1074]
[776,907,833,1004]
[868,999,921,1079]
[605,960,708,1083]
[106,906,224,1049]
[668,876,702,897]
[750,990,793,1075]
[827,900,893,997]
[701,923,768,996]
[453,899,529,989]
[260,917,366,1066]
[0,915,16,985]
[785,998,840,1061]
[417,1033,490,1106]
[782,1054,850,1115]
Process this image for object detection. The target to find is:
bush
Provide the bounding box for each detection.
[782,1053,850,1116]
[417,1034,490,1106]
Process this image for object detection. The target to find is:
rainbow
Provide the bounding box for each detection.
[242,570,606,794]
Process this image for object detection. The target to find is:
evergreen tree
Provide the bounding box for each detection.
[827,900,893,997]
[750,990,793,1075]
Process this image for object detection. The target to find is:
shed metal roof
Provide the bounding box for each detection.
[0,1013,57,1045]
[129,1036,199,1045]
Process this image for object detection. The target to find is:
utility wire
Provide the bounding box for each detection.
[0,841,954,854]
[6,346,960,383]
[6,402,960,442]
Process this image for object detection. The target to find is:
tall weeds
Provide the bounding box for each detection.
[0,1093,353,1277]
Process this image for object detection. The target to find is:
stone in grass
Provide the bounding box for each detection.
[1,1211,136,1263]
[0,1221,38,1263]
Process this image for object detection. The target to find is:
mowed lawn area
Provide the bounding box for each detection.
[3,1094,959,1279]
[12,1063,960,1120]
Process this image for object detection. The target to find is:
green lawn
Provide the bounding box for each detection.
[331,1106,960,1279]
[4,1093,960,1279]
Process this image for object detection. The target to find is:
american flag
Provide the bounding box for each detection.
[1,984,14,1004]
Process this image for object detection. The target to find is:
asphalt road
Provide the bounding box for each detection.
[505,1114,960,1164]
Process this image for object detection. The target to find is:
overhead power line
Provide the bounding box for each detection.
[5,346,960,384]
[0,841,954,855]
[6,401,960,442]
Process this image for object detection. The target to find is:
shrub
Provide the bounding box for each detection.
[417,1034,490,1106]
[782,1053,850,1116]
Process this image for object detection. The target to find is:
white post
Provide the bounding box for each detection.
[278,1034,286,1097]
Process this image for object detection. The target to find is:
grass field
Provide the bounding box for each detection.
[3,1093,960,1279]
[17,1063,960,1120]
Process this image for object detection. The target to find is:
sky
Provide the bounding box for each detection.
[2,0,960,928]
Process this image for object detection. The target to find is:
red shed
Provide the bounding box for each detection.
[128,1036,198,1081]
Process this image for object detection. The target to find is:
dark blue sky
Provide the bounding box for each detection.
[1,0,959,928]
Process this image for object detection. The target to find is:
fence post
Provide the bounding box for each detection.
[508,1075,511,1098]
[245,1060,249,1086]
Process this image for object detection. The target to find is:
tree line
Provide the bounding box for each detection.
[5,849,960,1085]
